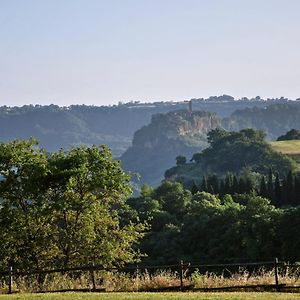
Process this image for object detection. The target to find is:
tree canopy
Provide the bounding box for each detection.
[166,128,297,186]
[128,180,300,264]
[277,129,300,141]
[0,139,143,270]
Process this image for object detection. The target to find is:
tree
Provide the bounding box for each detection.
[277,129,300,141]
[191,152,202,163]
[207,128,229,146]
[154,181,192,217]
[0,140,143,270]
[0,139,54,270]
[176,155,187,166]
[285,170,294,206]
[273,173,281,206]
[260,176,268,198]
[200,176,208,192]
[267,168,274,199]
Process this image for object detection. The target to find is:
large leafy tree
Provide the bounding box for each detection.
[0,140,143,270]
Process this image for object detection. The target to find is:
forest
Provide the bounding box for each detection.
[1,126,300,271]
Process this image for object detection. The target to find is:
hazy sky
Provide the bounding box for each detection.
[1,0,300,106]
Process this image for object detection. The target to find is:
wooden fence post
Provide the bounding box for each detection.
[8,266,13,294]
[180,260,184,290]
[90,263,96,291]
[136,264,139,292]
[274,257,279,292]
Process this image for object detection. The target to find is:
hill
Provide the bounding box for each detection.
[120,110,220,186]
[270,140,300,166]
[223,103,300,139]
[270,140,300,155]
[165,129,297,187]
[0,97,293,156]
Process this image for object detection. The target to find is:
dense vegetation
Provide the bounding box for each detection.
[191,170,300,207]
[125,129,300,265]
[0,136,300,271]
[0,140,143,271]
[128,181,300,265]
[277,129,300,141]
[165,128,297,186]
[223,103,300,139]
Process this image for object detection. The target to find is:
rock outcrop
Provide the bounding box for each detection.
[120,110,220,186]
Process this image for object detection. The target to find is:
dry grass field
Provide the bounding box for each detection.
[270,140,300,155]
[0,292,299,300]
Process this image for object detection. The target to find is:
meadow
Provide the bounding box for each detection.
[270,140,300,155]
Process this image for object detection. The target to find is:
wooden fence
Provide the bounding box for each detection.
[1,258,300,294]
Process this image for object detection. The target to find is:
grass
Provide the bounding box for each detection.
[1,267,300,294]
[270,140,300,155]
[0,292,299,300]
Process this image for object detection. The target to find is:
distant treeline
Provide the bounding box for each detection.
[0,97,295,157]
[223,103,300,139]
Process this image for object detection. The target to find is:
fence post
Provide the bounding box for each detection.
[274,257,279,292]
[180,260,184,290]
[90,263,96,291]
[8,266,13,294]
[136,264,139,292]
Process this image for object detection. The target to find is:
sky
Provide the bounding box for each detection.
[0,0,300,106]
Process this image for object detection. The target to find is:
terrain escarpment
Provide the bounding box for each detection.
[120,110,220,186]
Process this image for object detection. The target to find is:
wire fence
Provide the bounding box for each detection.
[1,258,300,294]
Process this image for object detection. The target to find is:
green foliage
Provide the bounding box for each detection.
[277,129,300,141]
[176,155,187,166]
[224,103,300,140]
[0,140,144,270]
[128,180,300,265]
[166,128,297,187]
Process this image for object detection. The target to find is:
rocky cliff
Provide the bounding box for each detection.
[120,110,220,186]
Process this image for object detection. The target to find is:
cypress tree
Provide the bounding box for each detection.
[211,174,219,194]
[286,170,294,206]
[201,176,208,192]
[245,177,254,193]
[274,173,282,207]
[267,168,274,199]
[294,174,300,206]
[281,177,288,206]
[238,177,246,194]
[219,179,225,196]
[232,175,239,194]
[260,176,268,198]
[224,173,232,194]
[191,181,199,195]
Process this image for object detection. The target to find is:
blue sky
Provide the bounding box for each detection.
[0,0,300,106]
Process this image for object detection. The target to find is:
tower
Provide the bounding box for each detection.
[188,100,193,113]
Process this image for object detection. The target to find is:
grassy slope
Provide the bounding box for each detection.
[270,140,300,166]
[270,140,300,155]
[0,292,299,300]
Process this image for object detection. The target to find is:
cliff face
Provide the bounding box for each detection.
[120,110,220,186]
[132,110,220,149]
